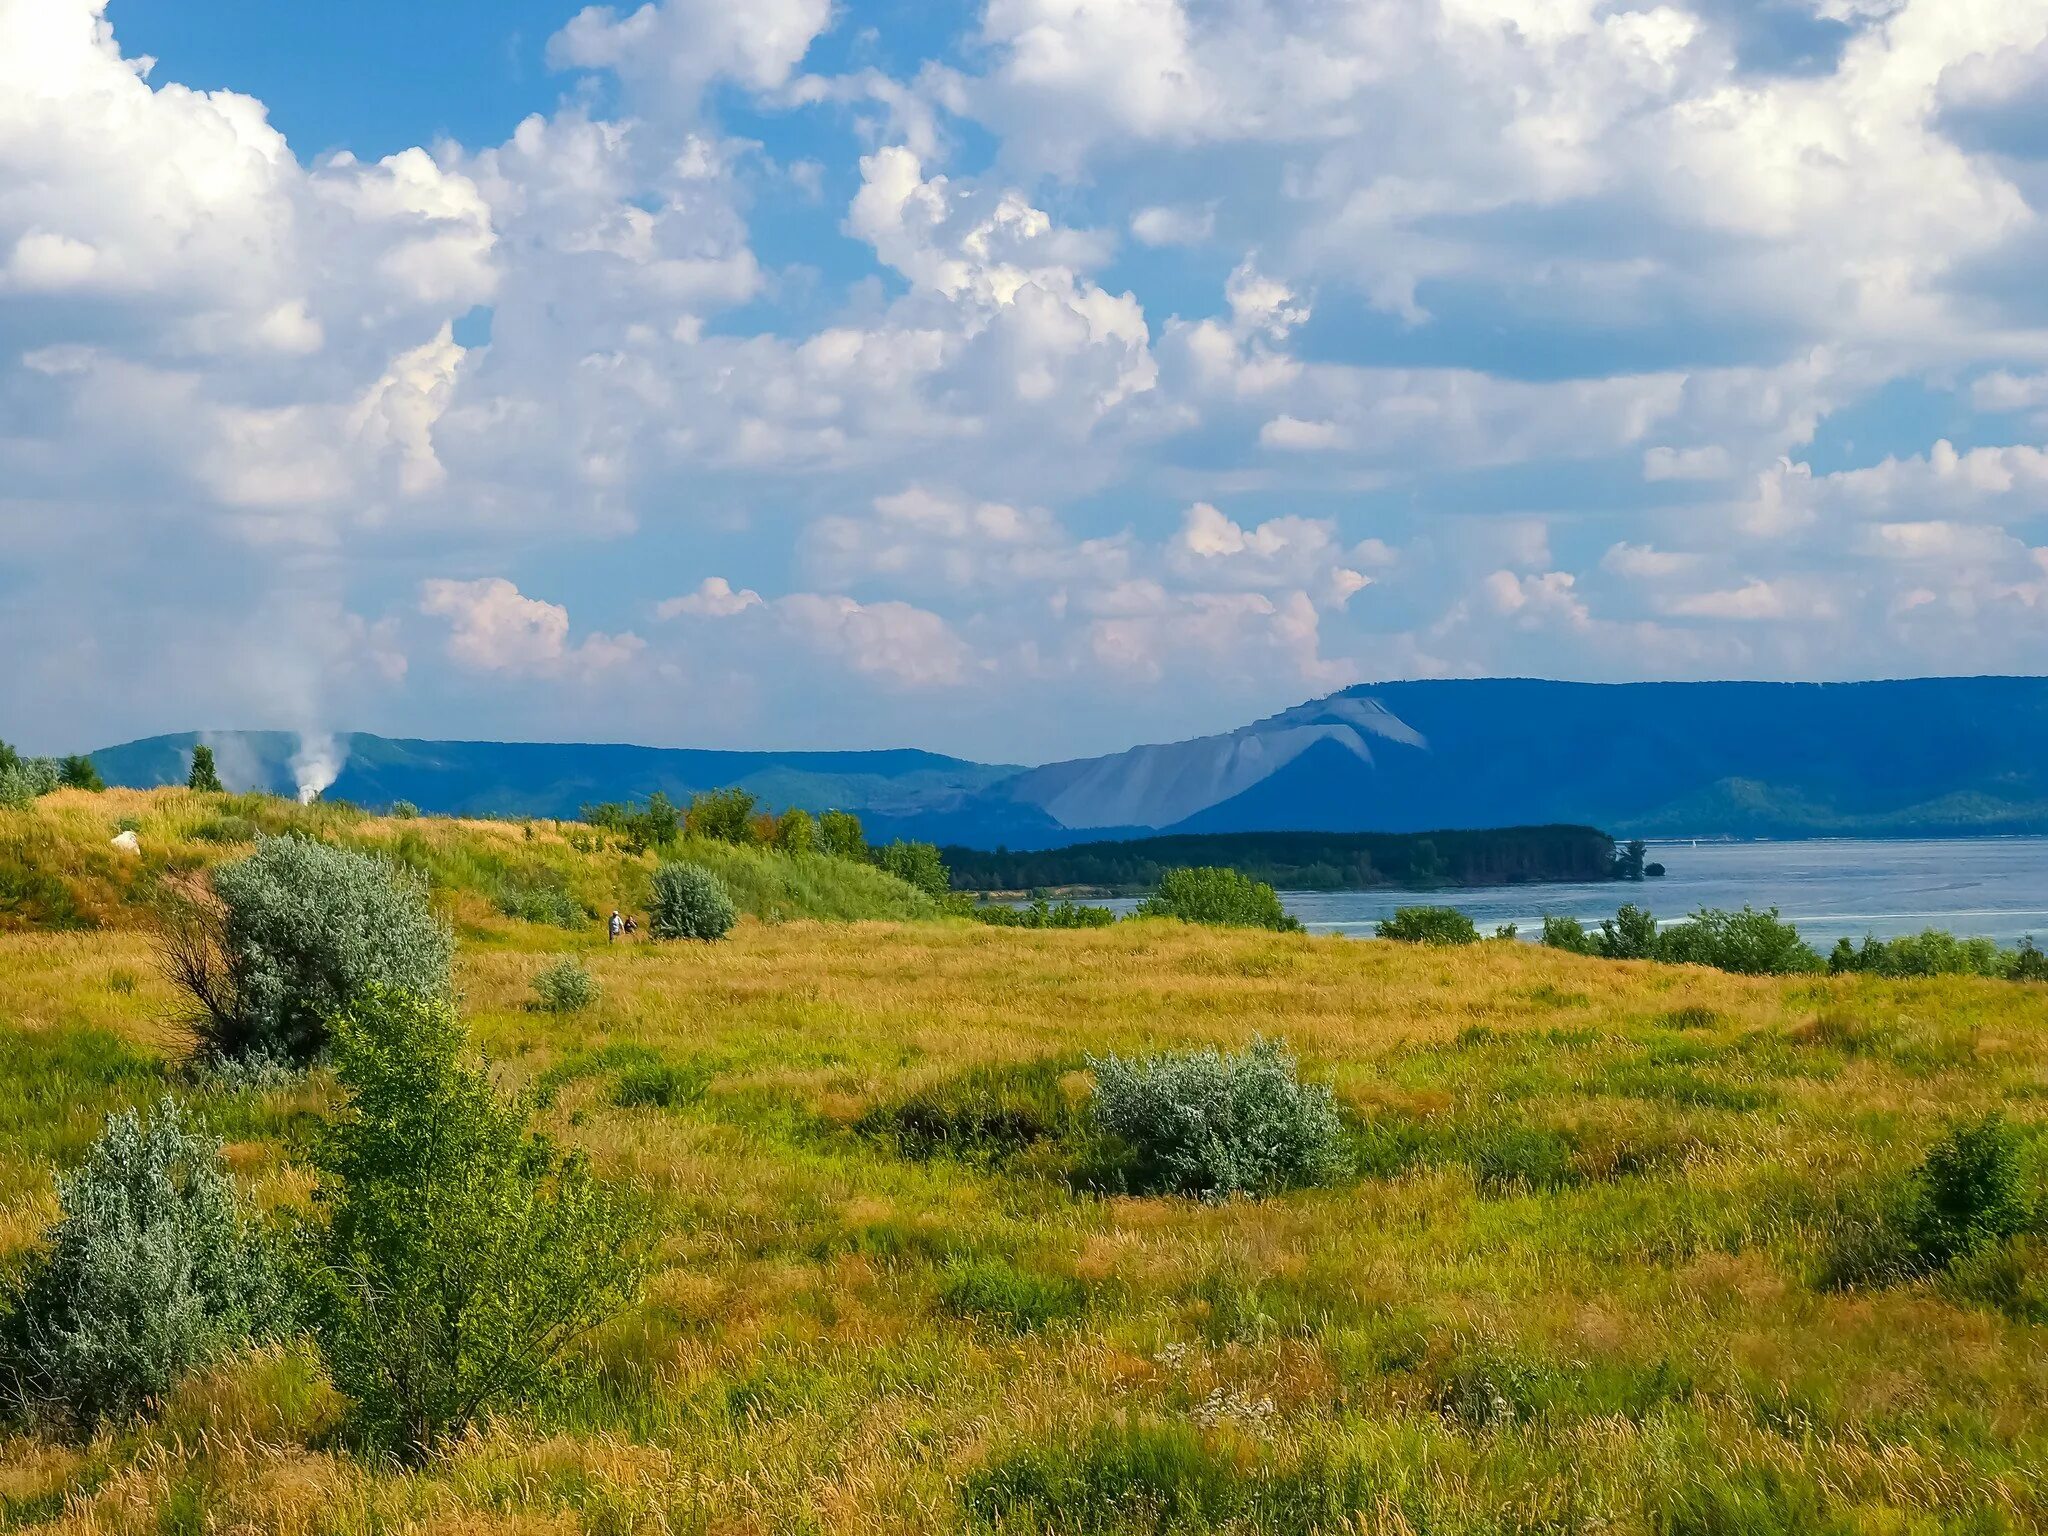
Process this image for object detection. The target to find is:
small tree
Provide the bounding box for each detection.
[649,861,737,941]
[187,744,225,793]
[0,1100,280,1433]
[1540,915,1595,954]
[1135,867,1299,932]
[309,989,650,1463]
[58,755,104,791]
[686,788,756,844]
[1613,839,1648,881]
[877,840,950,899]
[1377,906,1479,945]
[160,834,454,1065]
[774,807,818,854]
[818,809,867,862]
[1595,903,1661,960]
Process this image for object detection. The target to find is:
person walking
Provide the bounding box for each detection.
[609,909,623,944]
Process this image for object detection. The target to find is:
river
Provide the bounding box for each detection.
[1074,837,2048,946]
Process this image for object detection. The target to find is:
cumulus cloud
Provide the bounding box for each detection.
[658,577,764,618]
[420,578,644,676]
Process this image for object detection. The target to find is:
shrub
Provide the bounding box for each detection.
[877,839,951,899]
[1541,915,1596,954]
[1596,903,1661,960]
[649,861,737,941]
[1910,1114,2031,1268]
[773,807,818,854]
[308,988,651,1463]
[531,958,598,1014]
[687,788,757,843]
[389,800,420,820]
[1656,906,1820,975]
[58,755,103,791]
[187,744,224,793]
[1377,906,1479,945]
[0,769,33,810]
[819,809,867,862]
[1135,867,1300,932]
[1087,1038,1345,1199]
[1829,929,2033,980]
[160,834,454,1065]
[0,1100,280,1433]
[1817,1115,2036,1289]
[972,898,1118,929]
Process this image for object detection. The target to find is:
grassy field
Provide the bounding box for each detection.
[2,793,2047,1532]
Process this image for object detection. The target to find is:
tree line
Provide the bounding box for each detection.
[944,825,1623,894]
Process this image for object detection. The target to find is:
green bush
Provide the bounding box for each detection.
[773,807,818,853]
[687,788,757,844]
[161,834,454,1065]
[1829,929,2043,981]
[1818,1115,2037,1289]
[972,898,1118,929]
[531,958,598,1014]
[1376,906,1479,945]
[649,861,737,941]
[1596,903,1661,960]
[1135,867,1300,932]
[876,839,951,899]
[1540,915,1595,954]
[1656,906,1820,974]
[819,809,867,862]
[1088,1038,1346,1199]
[389,800,420,820]
[0,1100,281,1433]
[1911,1114,2031,1268]
[308,988,651,1463]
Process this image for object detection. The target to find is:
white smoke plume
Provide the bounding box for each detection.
[291,731,347,804]
[196,731,264,793]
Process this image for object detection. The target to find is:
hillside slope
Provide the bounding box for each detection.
[0,788,936,934]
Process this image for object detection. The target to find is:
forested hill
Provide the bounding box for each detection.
[943,825,1620,893]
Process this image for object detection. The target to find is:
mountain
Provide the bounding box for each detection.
[88,676,2048,844]
[89,731,1018,825]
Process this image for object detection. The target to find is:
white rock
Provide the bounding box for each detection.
[110,829,141,855]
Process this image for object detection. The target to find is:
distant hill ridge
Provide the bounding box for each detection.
[88,676,2048,846]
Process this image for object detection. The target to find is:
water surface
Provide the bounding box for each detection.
[1081,838,2048,946]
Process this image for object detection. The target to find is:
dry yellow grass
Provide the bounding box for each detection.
[3,860,2048,1530]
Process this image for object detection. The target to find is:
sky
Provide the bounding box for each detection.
[3,0,2048,763]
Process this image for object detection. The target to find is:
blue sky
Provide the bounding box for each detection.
[4,0,2048,761]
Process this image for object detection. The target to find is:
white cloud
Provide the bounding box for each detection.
[1644,444,1732,482]
[1259,415,1349,451]
[1130,204,1214,246]
[419,578,644,676]
[657,577,764,618]
[774,593,975,688]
